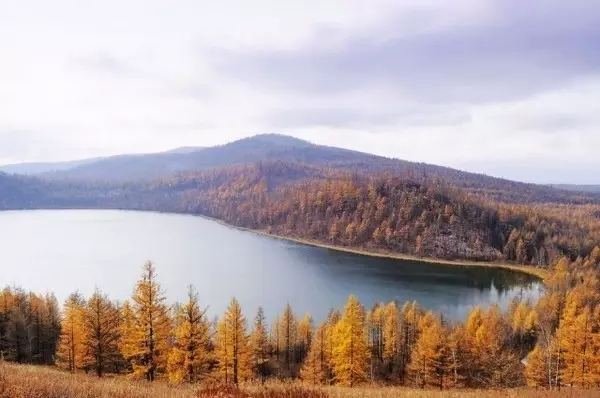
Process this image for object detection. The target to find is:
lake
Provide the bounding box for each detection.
[0,210,543,322]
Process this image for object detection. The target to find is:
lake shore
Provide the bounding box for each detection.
[4,207,549,280]
[198,214,549,280]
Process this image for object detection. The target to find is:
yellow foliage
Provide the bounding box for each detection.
[331,295,369,387]
[167,286,210,384]
[56,292,87,373]
[214,297,251,386]
[120,261,172,382]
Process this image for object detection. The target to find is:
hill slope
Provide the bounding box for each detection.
[6,134,598,205]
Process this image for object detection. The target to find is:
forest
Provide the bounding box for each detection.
[1,247,599,392]
[2,160,600,268]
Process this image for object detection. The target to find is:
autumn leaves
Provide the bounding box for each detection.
[3,247,600,390]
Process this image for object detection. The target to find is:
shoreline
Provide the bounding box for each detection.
[196,214,549,280]
[2,208,549,280]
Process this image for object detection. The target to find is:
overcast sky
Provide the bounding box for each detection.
[2,1,599,183]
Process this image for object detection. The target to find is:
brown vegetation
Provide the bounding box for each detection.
[2,363,600,398]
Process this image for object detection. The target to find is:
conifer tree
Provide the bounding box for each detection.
[279,303,297,375]
[82,289,121,377]
[301,323,328,385]
[297,313,313,364]
[214,297,251,386]
[167,285,210,383]
[409,312,451,390]
[367,304,384,363]
[250,307,270,383]
[56,292,86,372]
[332,295,369,387]
[121,261,172,381]
[383,301,401,376]
[42,293,61,365]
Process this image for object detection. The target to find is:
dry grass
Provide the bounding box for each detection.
[1,363,598,398]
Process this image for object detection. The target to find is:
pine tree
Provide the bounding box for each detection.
[214,297,251,386]
[121,261,172,381]
[82,288,121,377]
[56,292,86,372]
[167,285,210,383]
[250,307,270,383]
[332,295,369,387]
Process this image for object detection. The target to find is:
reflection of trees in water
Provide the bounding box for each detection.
[311,247,541,294]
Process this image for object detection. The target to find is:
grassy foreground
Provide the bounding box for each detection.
[1,363,597,398]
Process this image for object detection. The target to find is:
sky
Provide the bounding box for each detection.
[2,0,600,184]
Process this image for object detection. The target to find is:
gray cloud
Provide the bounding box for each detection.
[211,0,600,104]
[266,105,471,130]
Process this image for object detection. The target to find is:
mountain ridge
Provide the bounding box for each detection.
[1,134,597,205]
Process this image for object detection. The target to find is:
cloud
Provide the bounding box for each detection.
[1,0,599,183]
[211,0,600,103]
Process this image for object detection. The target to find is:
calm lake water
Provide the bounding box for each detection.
[0,210,543,321]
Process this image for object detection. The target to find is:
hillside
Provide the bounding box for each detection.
[552,184,600,194]
[5,134,597,205]
[1,161,599,267]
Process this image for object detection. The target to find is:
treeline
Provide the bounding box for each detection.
[2,249,600,389]
[0,289,60,364]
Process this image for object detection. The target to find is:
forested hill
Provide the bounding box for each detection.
[4,134,598,205]
[2,161,597,268]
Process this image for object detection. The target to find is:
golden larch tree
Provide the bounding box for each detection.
[332,295,369,387]
[279,303,297,374]
[408,312,451,390]
[214,297,251,386]
[56,292,87,373]
[300,322,328,385]
[167,285,210,384]
[250,306,270,383]
[297,313,313,364]
[82,288,121,377]
[383,301,401,376]
[121,261,172,381]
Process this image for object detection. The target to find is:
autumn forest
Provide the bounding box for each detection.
[1,248,600,392]
[2,136,600,395]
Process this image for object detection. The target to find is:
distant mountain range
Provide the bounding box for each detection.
[0,134,598,205]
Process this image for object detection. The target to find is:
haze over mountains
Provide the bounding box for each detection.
[1,134,597,200]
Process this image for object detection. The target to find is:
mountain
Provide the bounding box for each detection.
[0,146,205,175]
[552,184,600,194]
[9,133,594,205]
[0,158,100,175]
